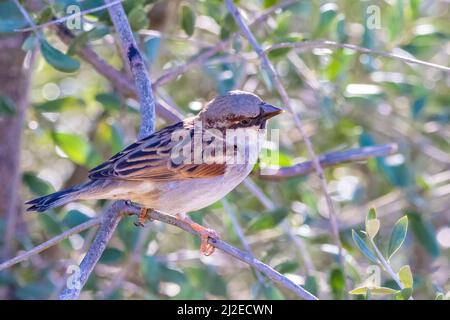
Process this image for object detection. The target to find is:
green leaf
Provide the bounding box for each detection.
[128,5,149,31]
[411,96,427,119]
[67,26,110,55]
[34,97,85,112]
[40,39,80,73]
[304,275,318,297]
[387,216,408,260]
[435,293,445,300]
[407,211,440,258]
[22,172,55,196]
[398,265,413,289]
[22,35,38,52]
[274,261,299,274]
[349,286,398,295]
[99,248,125,265]
[396,287,413,300]
[351,230,379,263]
[51,132,91,165]
[180,3,196,36]
[0,95,15,115]
[263,0,278,8]
[329,268,345,299]
[315,3,338,37]
[140,255,161,292]
[246,208,289,233]
[367,207,377,220]
[0,1,28,33]
[365,208,380,239]
[62,210,91,228]
[143,36,161,64]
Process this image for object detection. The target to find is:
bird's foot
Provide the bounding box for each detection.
[134,207,153,227]
[176,214,219,256]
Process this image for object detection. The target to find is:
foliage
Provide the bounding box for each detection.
[0,0,449,300]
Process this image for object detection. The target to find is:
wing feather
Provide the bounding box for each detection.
[88,120,226,181]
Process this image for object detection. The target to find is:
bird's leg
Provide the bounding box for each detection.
[175,213,219,256]
[134,207,153,227]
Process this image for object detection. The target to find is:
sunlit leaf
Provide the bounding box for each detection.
[387,216,408,260]
[351,230,379,263]
[349,286,398,295]
[398,265,413,289]
[366,208,380,239]
[51,132,91,165]
[34,97,85,112]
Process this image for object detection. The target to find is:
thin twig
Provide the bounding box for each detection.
[59,201,139,299]
[59,0,156,300]
[0,217,101,272]
[54,24,183,123]
[260,144,398,180]
[243,179,316,275]
[225,0,348,289]
[143,209,318,300]
[368,236,413,299]
[16,0,124,32]
[221,199,266,287]
[267,41,450,73]
[152,0,296,88]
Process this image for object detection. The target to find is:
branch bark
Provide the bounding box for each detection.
[259,144,398,180]
[58,0,156,300]
[267,41,450,73]
[225,0,348,289]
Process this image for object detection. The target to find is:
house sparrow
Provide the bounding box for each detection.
[26,90,283,255]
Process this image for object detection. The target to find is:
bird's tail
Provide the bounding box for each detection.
[25,182,91,212]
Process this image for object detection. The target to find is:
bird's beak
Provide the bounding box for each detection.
[261,104,284,119]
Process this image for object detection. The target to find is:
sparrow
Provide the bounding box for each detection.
[26,90,283,255]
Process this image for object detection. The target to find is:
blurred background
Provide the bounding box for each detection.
[0,0,449,299]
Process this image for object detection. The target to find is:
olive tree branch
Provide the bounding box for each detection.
[259,144,398,180]
[142,209,318,300]
[59,0,156,300]
[0,217,101,272]
[225,0,348,289]
[267,41,450,73]
[16,0,125,32]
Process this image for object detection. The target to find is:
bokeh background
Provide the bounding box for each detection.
[0,0,449,299]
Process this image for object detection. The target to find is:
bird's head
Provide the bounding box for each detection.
[198,90,283,130]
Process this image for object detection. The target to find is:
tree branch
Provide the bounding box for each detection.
[16,0,125,33]
[58,0,156,300]
[143,209,318,300]
[0,217,101,272]
[225,0,348,290]
[267,41,450,73]
[260,143,398,180]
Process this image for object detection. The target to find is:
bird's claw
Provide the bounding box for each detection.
[133,207,152,227]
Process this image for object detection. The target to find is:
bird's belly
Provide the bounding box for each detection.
[152,163,253,214]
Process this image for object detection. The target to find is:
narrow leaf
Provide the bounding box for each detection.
[40,39,80,73]
[398,265,413,289]
[387,216,408,260]
[352,230,379,263]
[350,286,399,295]
[180,4,195,36]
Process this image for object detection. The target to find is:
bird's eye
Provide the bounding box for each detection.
[240,119,251,126]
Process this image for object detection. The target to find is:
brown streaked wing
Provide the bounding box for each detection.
[87,119,227,181]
